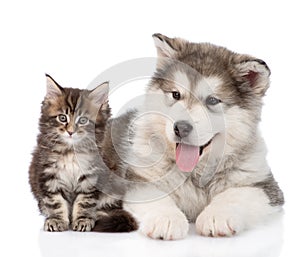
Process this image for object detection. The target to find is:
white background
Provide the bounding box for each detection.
[0,1,299,257]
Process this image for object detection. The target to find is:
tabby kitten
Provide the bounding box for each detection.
[29,74,137,232]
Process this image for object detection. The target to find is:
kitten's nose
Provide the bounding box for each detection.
[174,120,193,138]
[67,131,73,136]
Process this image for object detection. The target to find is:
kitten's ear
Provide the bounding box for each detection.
[45,74,64,99]
[234,58,271,96]
[152,33,186,58]
[89,81,109,106]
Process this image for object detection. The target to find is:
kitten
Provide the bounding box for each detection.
[29,74,137,232]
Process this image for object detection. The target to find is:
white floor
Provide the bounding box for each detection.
[38,218,284,257]
[4,205,298,257]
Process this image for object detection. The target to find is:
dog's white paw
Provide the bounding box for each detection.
[196,204,244,237]
[141,211,189,240]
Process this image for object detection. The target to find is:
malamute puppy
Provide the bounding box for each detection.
[104,34,284,240]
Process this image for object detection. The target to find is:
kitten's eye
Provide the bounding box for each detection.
[57,114,68,123]
[172,91,181,100]
[78,117,89,125]
[206,96,221,106]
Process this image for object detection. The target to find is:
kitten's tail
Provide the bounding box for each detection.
[92,209,138,232]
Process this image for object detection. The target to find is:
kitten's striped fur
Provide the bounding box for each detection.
[29,74,137,232]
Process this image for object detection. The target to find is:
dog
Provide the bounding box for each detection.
[102,34,284,240]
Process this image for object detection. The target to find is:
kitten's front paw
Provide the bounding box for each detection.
[73,218,95,232]
[141,211,189,240]
[44,218,69,232]
[196,204,243,237]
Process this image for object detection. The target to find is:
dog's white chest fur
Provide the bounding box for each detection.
[172,181,208,222]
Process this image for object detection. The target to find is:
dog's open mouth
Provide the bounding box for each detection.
[175,139,212,172]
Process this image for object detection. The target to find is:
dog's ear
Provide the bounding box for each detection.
[152,33,185,58]
[234,58,271,96]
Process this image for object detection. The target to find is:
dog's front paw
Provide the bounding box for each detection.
[44,218,69,232]
[141,211,189,240]
[196,205,243,237]
[73,218,95,232]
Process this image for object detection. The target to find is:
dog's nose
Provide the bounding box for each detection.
[174,120,193,138]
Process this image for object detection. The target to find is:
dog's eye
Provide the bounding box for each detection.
[206,96,221,106]
[172,91,181,100]
[57,114,68,123]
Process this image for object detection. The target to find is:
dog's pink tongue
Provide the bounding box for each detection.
[176,143,199,172]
